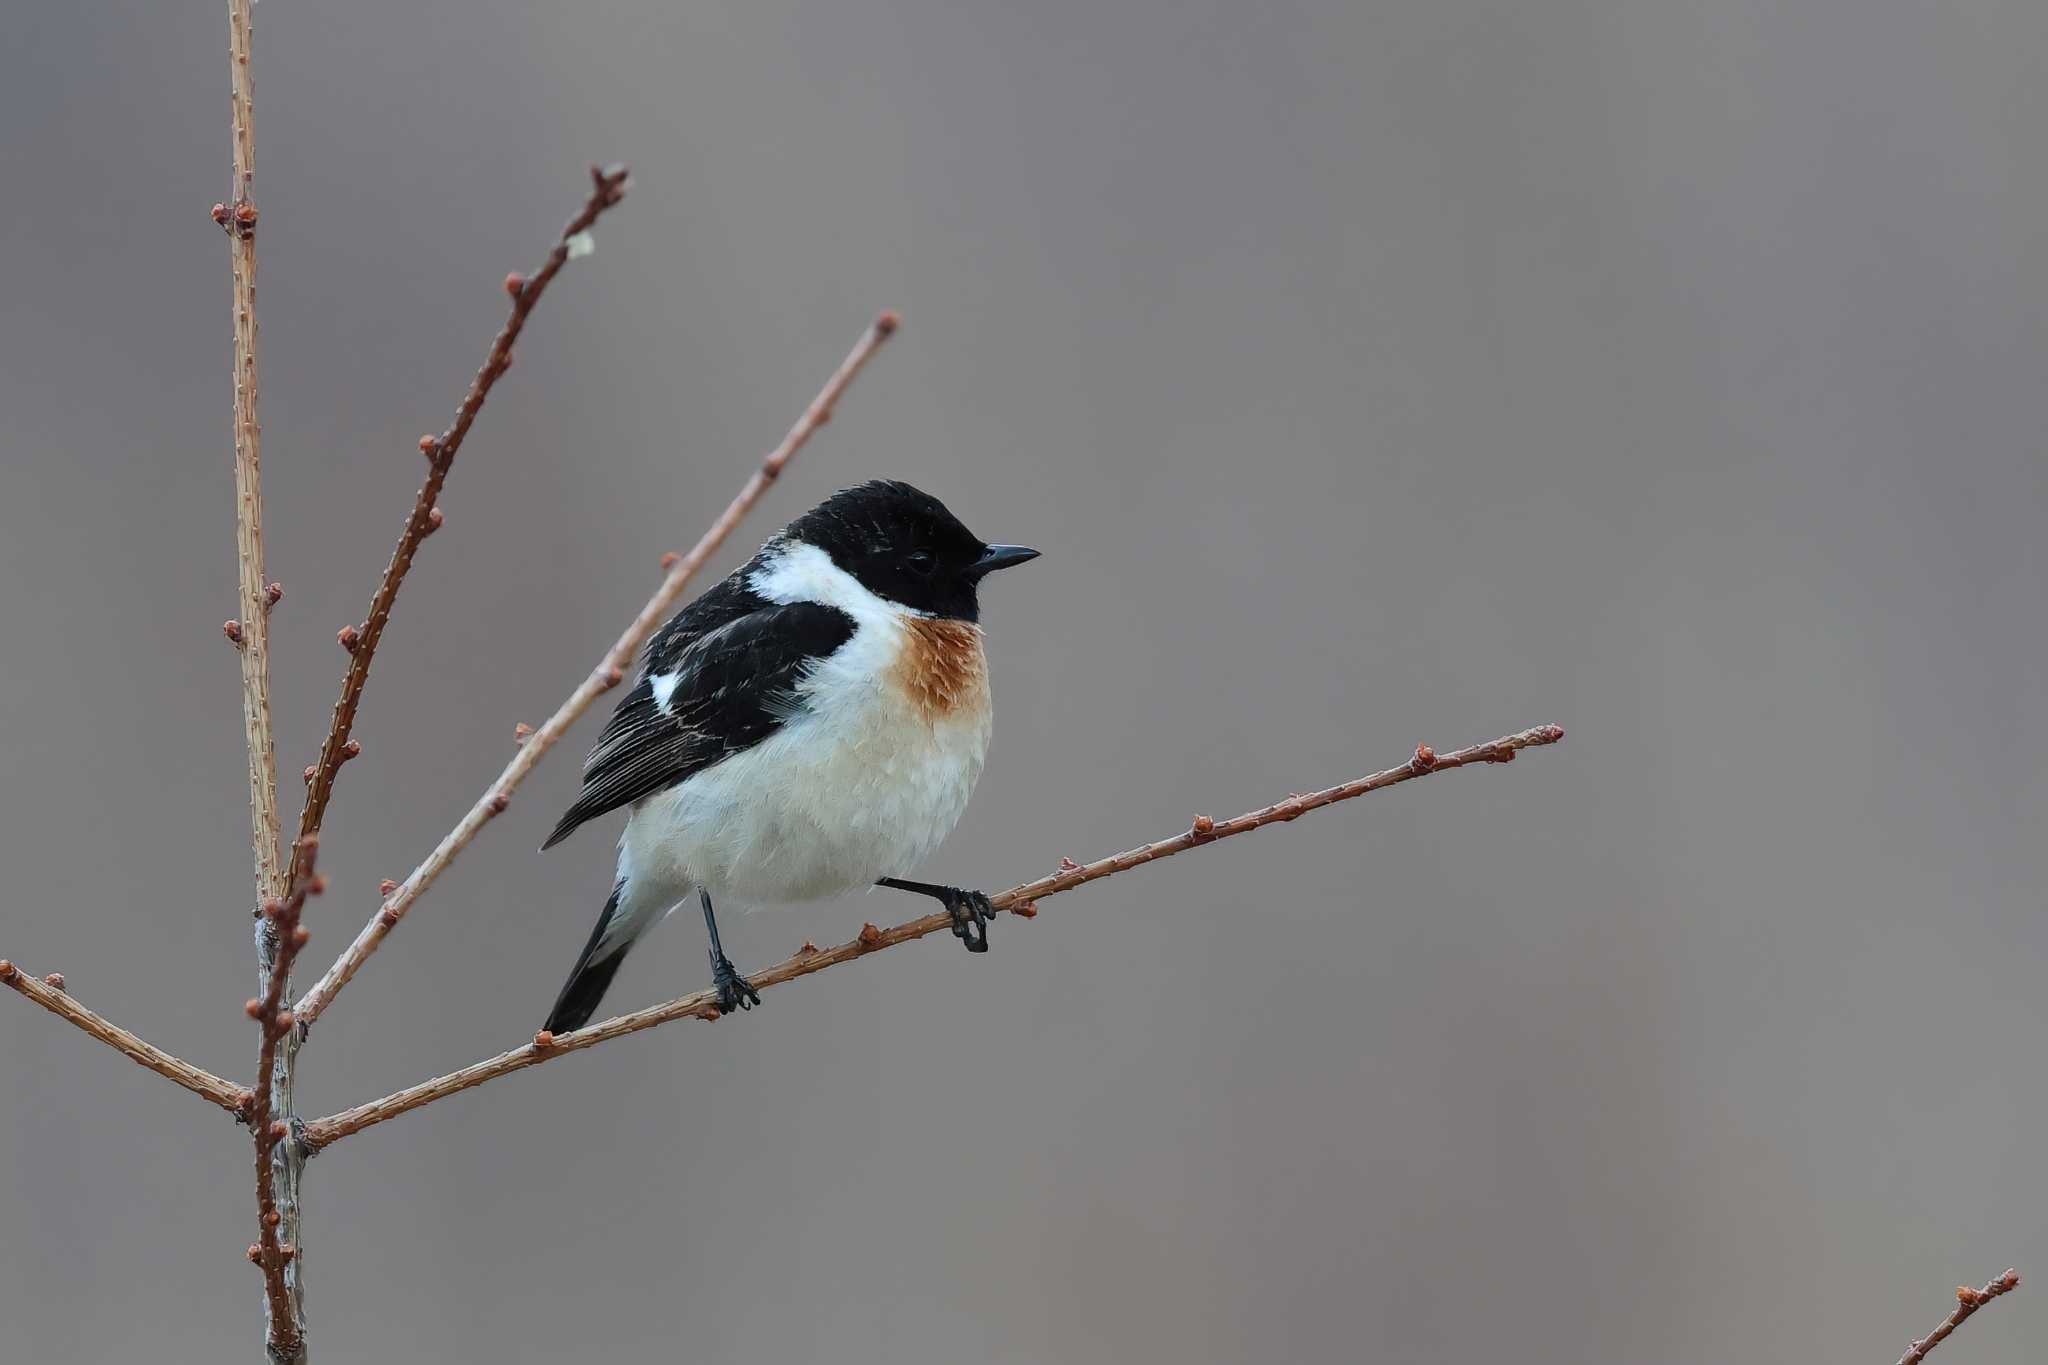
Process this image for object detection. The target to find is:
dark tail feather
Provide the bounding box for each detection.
[544,880,633,1034]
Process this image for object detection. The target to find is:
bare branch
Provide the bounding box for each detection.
[219,0,284,909]
[0,960,247,1114]
[244,840,323,1363]
[1897,1269,2021,1365]
[290,164,632,869]
[293,310,901,1029]
[301,725,1563,1147]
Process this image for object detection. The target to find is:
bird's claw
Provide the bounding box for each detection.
[710,952,760,1012]
[946,889,994,954]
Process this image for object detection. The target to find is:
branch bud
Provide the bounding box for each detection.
[418,434,439,457]
[0,960,13,981]
[223,619,246,646]
[211,203,231,226]
[244,998,264,1019]
[264,582,284,609]
[291,925,311,949]
[337,624,360,654]
[503,272,525,297]
[424,505,445,534]
[1011,901,1039,919]
[246,1244,263,1264]
[876,309,901,336]
[307,874,328,897]
[1189,814,1216,841]
[268,1120,289,1142]
[379,907,401,929]
[797,941,819,958]
[273,1010,295,1034]
[513,722,535,746]
[1059,857,1081,872]
[533,1029,556,1050]
[41,972,64,992]
[303,765,317,784]
[487,793,510,815]
[1412,743,1437,770]
[660,551,681,572]
[264,1211,281,1228]
[858,923,883,948]
[379,879,399,897]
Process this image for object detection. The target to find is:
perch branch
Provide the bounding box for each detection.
[290,164,631,870]
[244,840,322,1363]
[0,960,246,1113]
[1896,1269,2020,1365]
[302,724,1563,1147]
[293,310,901,1029]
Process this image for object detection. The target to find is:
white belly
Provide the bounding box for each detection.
[621,648,992,905]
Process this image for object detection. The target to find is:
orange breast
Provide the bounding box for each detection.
[892,618,990,724]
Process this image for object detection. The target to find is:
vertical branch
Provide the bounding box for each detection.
[220,0,283,907]
[219,1,305,1358]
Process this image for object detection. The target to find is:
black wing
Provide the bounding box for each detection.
[541,588,855,849]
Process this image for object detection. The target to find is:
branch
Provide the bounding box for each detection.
[215,0,284,909]
[302,725,1563,1148]
[1896,1269,2021,1365]
[293,309,901,1029]
[289,164,632,873]
[242,840,323,1363]
[0,960,247,1113]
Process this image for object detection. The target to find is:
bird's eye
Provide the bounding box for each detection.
[905,547,936,576]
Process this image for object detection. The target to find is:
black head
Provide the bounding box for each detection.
[784,480,1038,621]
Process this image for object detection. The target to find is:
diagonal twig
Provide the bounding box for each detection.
[301,725,1563,1148]
[290,164,632,875]
[293,309,901,1029]
[1896,1269,2021,1365]
[0,960,247,1114]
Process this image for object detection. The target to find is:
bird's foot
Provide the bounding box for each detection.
[710,951,760,1013]
[943,888,994,954]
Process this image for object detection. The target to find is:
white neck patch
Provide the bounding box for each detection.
[749,540,921,623]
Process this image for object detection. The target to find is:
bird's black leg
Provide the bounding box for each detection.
[877,877,994,953]
[701,889,760,1012]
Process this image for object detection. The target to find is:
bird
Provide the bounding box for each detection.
[538,479,1039,1034]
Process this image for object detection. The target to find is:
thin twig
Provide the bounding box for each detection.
[1896,1269,2021,1365]
[218,0,284,912]
[244,840,322,1363]
[293,310,901,1029]
[0,960,247,1113]
[290,164,632,872]
[302,725,1563,1148]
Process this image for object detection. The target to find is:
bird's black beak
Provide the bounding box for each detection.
[969,543,1040,580]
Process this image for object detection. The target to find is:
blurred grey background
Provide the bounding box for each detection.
[2,1,2043,1361]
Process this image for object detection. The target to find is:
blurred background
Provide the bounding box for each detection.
[2,1,2043,1361]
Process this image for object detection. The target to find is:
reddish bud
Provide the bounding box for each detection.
[513,722,535,745]
[264,1211,281,1228]
[418,434,438,455]
[858,923,883,948]
[303,765,317,784]
[337,624,360,653]
[533,1029,556,1049]
[307,874,328,896]
[340,740,362,762]
[876,309,901,336]
[234,202,257,225]
[487,793,510,815]
[1012,901,1039,919]
[244,998,264,1019]
[211,203,230,225]
[1412,743,1437,770]
[424,505,445,533]
[223,619,245,645]
[264,582,284,608]
[379,907,401,929]
[503,272,525,296]
[0,960,14,981]
[797,940,819,957]
[268,1120,289,1142]
[273,1010,295,1033]
[1059,857,1081,872]
[1190,814,1216,839]
[1958,1287,1983,1306]
[279,1243,297,1260]
[246,1244,263,1264]
[660,551,681,572]
[291,925,310,949]
[603,664,624,688]
[379,879,399,897]
[41,973,64,992]
[263,899,287,921]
